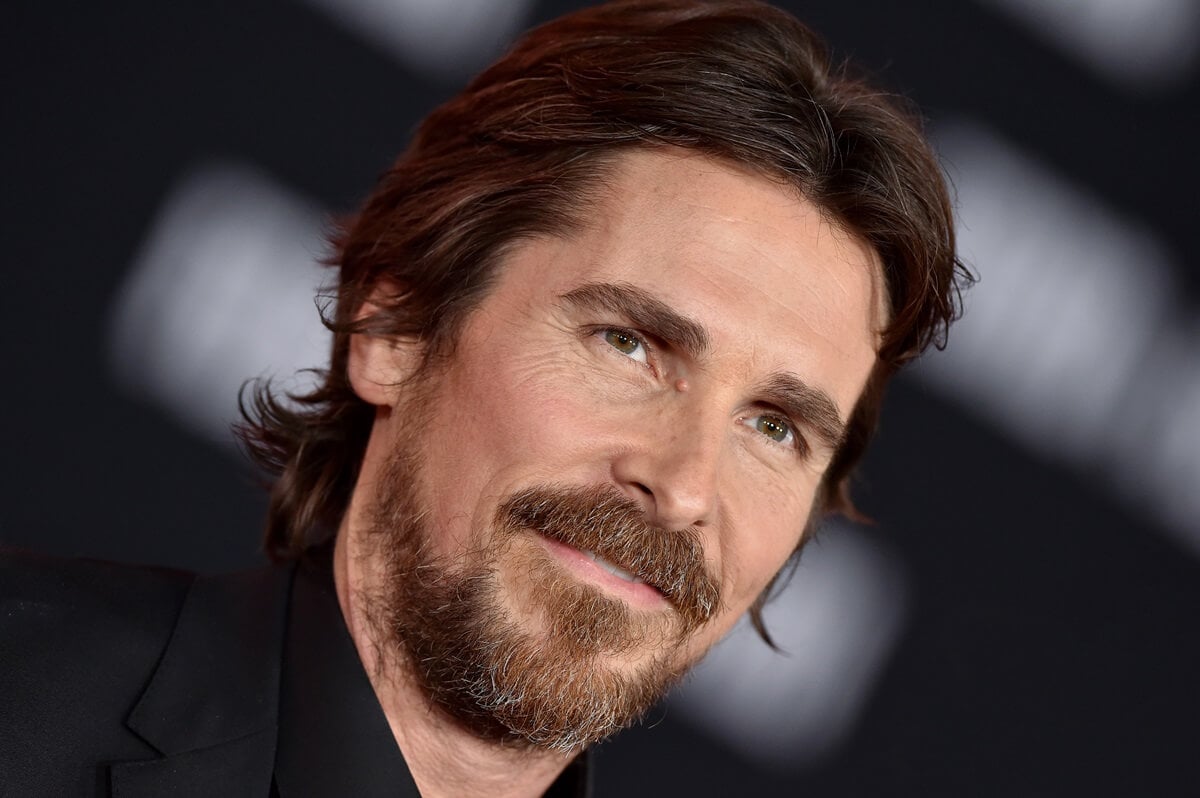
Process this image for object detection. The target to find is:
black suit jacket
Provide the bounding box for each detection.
[1,551,295,797]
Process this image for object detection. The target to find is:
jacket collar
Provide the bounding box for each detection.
[110,563,295,797]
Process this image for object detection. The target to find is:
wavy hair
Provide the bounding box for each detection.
[239,0,971,642]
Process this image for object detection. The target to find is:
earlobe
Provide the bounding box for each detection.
[346,283,422,408]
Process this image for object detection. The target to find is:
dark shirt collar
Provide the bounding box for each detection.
[273,550,591,798]
[273,550,420,797]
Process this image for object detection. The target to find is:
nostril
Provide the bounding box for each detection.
[633,481,653,496]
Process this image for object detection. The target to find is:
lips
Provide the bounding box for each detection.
[496,484,721,633]
[578,547,646,585]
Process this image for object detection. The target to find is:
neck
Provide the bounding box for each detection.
[332,529,575,798]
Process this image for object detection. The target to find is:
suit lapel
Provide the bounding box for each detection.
[109,729,277,797]
[110,563,295,797]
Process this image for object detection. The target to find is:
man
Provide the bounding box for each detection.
[0,1,966,795]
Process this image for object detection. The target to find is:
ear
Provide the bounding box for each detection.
[347,281,422,408]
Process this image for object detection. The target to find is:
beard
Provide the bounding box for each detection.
[363,438,722,753]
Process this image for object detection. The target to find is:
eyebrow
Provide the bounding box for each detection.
[559,282,711,359]
[560,280,846,453]
[757,373,847,455]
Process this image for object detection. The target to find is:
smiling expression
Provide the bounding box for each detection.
[347,146,883,698]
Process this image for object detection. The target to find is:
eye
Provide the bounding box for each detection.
[744,414,797,448]
[601,328,648,364]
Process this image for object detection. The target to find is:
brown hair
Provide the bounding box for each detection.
[239,0,970,638]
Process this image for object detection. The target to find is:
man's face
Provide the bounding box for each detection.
[348,148,883,749]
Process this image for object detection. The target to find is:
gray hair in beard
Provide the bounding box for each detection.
[364,442,723,752]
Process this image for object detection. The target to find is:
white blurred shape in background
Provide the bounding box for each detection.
[920,121,1200,556]
[109,163,332,445]
[671,524,908,769]
[978,0,1199,90]
[303,0,534,80]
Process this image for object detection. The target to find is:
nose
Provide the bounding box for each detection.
[611,400,724,531]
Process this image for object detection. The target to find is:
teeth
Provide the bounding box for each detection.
[581,549,643,584]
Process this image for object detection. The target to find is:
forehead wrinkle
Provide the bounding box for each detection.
[558,281,711,359]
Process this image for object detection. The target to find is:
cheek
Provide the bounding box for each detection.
[433,343,616,488]
[683,511,806,663]
[717,478,814,614]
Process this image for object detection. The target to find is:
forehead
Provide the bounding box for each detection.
[503,148,884,414]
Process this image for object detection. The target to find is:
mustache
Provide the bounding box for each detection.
[497,484,722,632]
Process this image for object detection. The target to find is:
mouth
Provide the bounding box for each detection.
[497,484,721,631]
[579,547,643,584]
[535,534,668,610]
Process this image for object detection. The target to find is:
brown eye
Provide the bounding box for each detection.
[603,329,647,363]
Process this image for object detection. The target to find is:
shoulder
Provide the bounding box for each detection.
[2,547,194,644]
[0,549,299,697]
[1,548,195,614]
[0,549,195,705]
[0,551,196,792]
[0,550,196,669]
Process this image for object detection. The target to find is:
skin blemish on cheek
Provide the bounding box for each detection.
[675,379,690,393]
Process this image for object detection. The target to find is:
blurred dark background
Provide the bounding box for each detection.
[4,1,1198,795]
